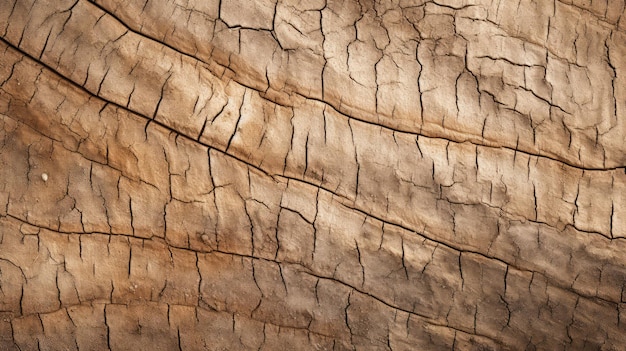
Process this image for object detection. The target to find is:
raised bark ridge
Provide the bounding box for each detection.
[1,0,625,349]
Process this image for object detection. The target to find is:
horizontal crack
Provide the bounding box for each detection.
[1,213,492,344]
[45,2,626,172]
[2,37,623,308]
[3,188,621,310]
[2,36,622,246]
[300,270,507,348]
[556,0,626,31]
[327,202,622,308]
[8,300,347,344]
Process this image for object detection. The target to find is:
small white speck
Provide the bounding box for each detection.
[41,173,48,182]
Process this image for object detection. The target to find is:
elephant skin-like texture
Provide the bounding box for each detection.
[1,0,626,349]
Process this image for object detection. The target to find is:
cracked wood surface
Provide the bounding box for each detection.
[0,0,625,349]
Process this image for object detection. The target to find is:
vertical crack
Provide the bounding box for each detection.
[355,240,365,288]
[610,202,614,239]
[314,278,320,305]
[401,236,408,280]
[415,135,423,158]
[97,67,110,96]
[604,35,617,125]
[39,27,53,60]
[500,293,511,329]
[458,252,464,290]
[345,291,354,347]
[128,243,133,278]
[250,260,263,317]
[533,182,538,222]
[244,201,255,257]
[195,253,202,307]
[415,43,424,125]
[177,328,183,351]
[153,73,172,119]
[504,265,509,294]
[104,304,111,350]
[303,132,310,177]
[273,206,281,261]
[278,263,288,294]
[226,91,247,152]
[348,119,360,199]
[129,197,135,236]
[473,305,478,335]
[312,188,320,262]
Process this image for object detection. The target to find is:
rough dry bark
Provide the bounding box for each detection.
[0,0,625,349]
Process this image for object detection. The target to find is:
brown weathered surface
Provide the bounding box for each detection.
[1,0,625,349]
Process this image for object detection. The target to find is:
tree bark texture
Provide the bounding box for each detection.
[1,0,626,349]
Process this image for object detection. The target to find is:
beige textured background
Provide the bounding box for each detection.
[1,0,625,349]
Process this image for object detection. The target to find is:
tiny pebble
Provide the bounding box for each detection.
[201,234,210,244]
[41,173,48,182]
